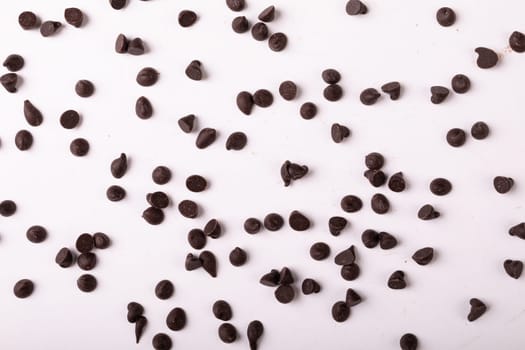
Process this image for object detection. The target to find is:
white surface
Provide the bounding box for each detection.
[0,0,525,349]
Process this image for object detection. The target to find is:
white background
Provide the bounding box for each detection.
[0,0,525,349]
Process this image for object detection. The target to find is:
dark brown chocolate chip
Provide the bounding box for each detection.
[247,320,264,350]
[346,0,367,15]
[274,285,295,303]
[14,279,34,298]
[331,123,350,143]
[134,96,152,119]
[446,128,466,147]
[178,200,199,218]
[322,69,341,84]
[229,247,247,266]
[204,219,222,239]
[346,288,362,306]
[260,269,280,286]
[388,172,406,192]
[3,54,24,72]
[400,333,418,350]
[268,33,287,52]
[142,207,165,225]
[200,250,217,277]
[55,248,74,268]
[281,160,308,186]
[387,270,406,289]
[136,67,158,87]
[468,298,487,321]
[334,245,356,266]
[64,8,83,27]
[135,316,147,343]
[332,301,350,322]
[471,121,489,140]
[263,213,284,231]
[152,166,171,185]
[418,204,440,220]
[93,232,111,249]
[110,0,127,10]
[76,233,94,253]
[324,84,343,101]
[430,178,452,196]
[361,229,379,248]
[226,132,247,150]
[77,252,97,270]
[509,31,525,53]
[60,110,80,129]
[218,323,237,343]
[185,60,203,81]
[178,10,197,27]
[1,73,19,93]
[26,225,47,243]
[300,102,317,119]
[186,175,207,192]
[436,7,455,26]
[226,0,245,12]
[365,152,384,170]
[152,333,172,350]
[244,218,262,234]
[155,280,174,300]
[185,253,202,270]
[451,74,470,94]
[40,21,61,37]
[503,259,523,279]
[371,193,390,214]
[232,16,249,33]
[310,242,330,261]
[430,86,449,104]
[258,6,275,22]
[178,114,195,133]
[381,81,401,100]
[77,274,97,292]
[236,91,254,115]
[493,176,514,194]
[115,34,129,53]
[15,130,33,151]
[188,229,206,249]
[341,263,360,281]
[19,11,39,30]
[378,231,397,249]
[110,153,127,179]
[196,128,217,149]
[328,216,347,236]
[23,100,43,127]
[279,267,294,285]
[127,301,144,323]
[147,192,169,209]
[75,80,94,97]
[302,278,321,295]
[106,185,126,201]
[213,300,232,321]
[412,247,434,266]
[475,47,498,69]
[278,81,297,101]
[251,22,269,41]
[340,195,362,213]
[360,88,380,105]
[253,89,273,107]
[364,170,386,187]
[127,38,145,55]
[0,200,16,217]
[289,210,310,231]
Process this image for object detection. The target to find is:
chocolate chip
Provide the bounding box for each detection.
[93,232,111,249]
[468,298,487,321]
[15,130,33,151]
[3,54,24,72]
[251,22,269,41]
[360,88,380,105]
[345,288,362,306]
[302,279,321,295]
[310,242,330,261]
[341,263,360,281]
[281,160,308,186]
[22,100,42,127]
[388,172,406,192]
[387,270,406,289]
[361,229,379,248]
[430,178,452,196]
[258,6,275,22]
[331,123,350,143]
[106,185,126,201]
[503,260,523,279]
[19,11,39,30]
[77,252,97,271]
[196,128,217,149]
[493,176,514,194]
[446,128,466,147]
[364,170,386,187]
[115,34,129,53]
[365,152,384,170]
[226,0,245,11]
[324,84,343,102]
[436,7,455,26]
[135,316,147,343]
[136,96,153,119]
[400,333,418,350]
[232,16,249,33]
[184,175,206,193]
[212,300,232,321]
[236,91,254,115]
[1,73,19,93]
[127,38,145,55]
[346,0,367,15]
[204,219,221,239]
[155,280,174,300]
[200,250,217,277]
[152,166,171,185]
[110,153,127,179]
[218,323,237,343]
[14,279,34,298]
[226,132,247,150]
[178,114,195,133]
[268,33,287,52]
[274,285,295,303]
[509,223,525,239]
[77,274,97,292]
[278,81,297,101]
[263,213,284,231]
[334,245,356,265]
[178,10,197,27]
[244,218,262,234]
[110,0,127,9]
[185,253,202,270]
[509,31,525,53]
[64,8,83,27]
[412,247,434,266]
[185,60,203,81]
[371,193,390,214]
[418,204,440,220]
[166,307,186,331]
[430,86,449,104]
[471,121,489,140]
[76,233,94,253]
[152,333,172,350]
[322,69,341,84]
[299,102,317,119]
[127,302,144,323]
[247,320,264,350]
[60,110,80,129]
[381,81,401,100]
[75,80,94,97]
[136,67,158,87]
[289,210,310,231]
[328,216,347,236]
[229,247,247,266]
[260,269,280,286]
[279,267,294,285]
[332,301,350,322]
[40,21,61,37]
[142,207,165,225]
[253,89,273,107]
[340,195,362,213]
[451,74,470,94]
[55,248,75,268]
[147,192,169,209]
[188,229,206,249]
[379,232,397,249]
[475,47,499,69]
[0,200,16,217]
[178,200,199,218]
[26,225,47,243]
